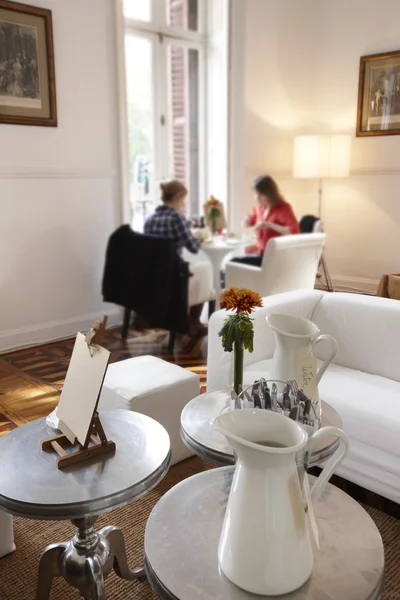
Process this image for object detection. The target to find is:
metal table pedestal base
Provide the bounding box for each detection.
[35,517,145,600]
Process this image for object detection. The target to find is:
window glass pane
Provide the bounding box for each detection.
[125,35,155,231]
[166,0,199,32]
[123,0,151,22]
[168,44,200,216]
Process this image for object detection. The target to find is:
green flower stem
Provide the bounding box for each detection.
[209,206,220,235]
[219,311,255,395]
[234,337,244,395]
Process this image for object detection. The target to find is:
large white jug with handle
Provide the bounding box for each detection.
[213,409,349,596]
[266,313,338,394]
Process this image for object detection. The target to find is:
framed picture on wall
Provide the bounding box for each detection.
[0,0,57,126]
[357,50,400,137]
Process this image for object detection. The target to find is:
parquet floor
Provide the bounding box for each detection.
[0,327,207,438]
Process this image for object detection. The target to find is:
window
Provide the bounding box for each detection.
[120,0,228,231]
[123,0,151,22]
[121,0,206,230]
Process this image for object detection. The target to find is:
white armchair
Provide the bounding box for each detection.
[182,248,215,307]
[225,233,326,298]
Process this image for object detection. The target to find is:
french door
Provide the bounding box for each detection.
[124,27,205,230]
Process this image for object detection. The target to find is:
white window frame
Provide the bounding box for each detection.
[115,0,230,226]
[116,0,208,223]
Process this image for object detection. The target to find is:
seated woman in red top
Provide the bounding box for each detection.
[233,175,300,267]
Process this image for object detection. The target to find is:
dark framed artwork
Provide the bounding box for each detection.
[0,0,57,126]
[357,50,400,137]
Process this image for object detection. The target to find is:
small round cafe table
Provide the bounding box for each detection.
[181,388,343,467]
[200,239,246,307]
[144,467,384,600]
[0,410,171,600]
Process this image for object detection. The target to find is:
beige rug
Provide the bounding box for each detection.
[0,456,398,599]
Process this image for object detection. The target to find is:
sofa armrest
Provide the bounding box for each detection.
[207,289,325,392]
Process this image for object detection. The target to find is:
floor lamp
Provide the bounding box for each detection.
[293,134,351,292]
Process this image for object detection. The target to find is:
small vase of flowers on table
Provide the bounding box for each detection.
[219,287,263,394]
[204,195,226,236]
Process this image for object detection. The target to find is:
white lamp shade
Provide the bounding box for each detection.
[329,135,351,178]
[293,135,330,178]
[293,134,351,179]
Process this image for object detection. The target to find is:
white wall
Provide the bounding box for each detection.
[0,0,121,352]
[240,0,400,293]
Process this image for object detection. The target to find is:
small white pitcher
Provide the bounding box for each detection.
[213,409,349,596]
[266,313,338,393]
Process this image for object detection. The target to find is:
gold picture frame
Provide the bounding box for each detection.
[0,0,57,126]
[357,50,400,137]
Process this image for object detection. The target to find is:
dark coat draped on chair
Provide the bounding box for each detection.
[102,225,190,334]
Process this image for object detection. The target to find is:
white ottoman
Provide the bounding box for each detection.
[0,510,15,558]
[99,356,199,465]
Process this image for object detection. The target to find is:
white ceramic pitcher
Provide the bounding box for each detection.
[266,313,338,392]
[213,409,349,596]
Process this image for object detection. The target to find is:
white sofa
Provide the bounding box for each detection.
[207,289,400,503]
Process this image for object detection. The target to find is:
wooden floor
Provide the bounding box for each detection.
[0,327,207,438]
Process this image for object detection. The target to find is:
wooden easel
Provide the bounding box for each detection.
[41,316,116,470]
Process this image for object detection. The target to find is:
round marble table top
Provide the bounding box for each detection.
[181,388,342,466]
[145,467,384,600]
[200,238,246,252]
[0,410,171,520]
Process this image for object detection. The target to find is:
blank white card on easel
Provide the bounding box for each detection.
[56,332,110,446]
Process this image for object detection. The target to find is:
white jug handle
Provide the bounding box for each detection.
[312,334,338,384]
[306,426,349,503]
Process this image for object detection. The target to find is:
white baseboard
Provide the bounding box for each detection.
[0,308,123,355]
[330,275,378,295]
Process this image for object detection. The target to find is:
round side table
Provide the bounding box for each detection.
[144,467,384,600]
[200,240,246,307]
[181,389,342,467]
[0,410,171,600]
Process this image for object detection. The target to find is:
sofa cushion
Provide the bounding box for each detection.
[336,439,399,504]
[318,364,400,459]
[244,359,400,459]
[310,292,400,382]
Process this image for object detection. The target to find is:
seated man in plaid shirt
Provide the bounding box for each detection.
[145,180,206,334]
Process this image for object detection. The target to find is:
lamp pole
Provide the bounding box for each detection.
[318,178,323,219]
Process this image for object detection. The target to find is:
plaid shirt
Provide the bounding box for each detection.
[144,205,201,255]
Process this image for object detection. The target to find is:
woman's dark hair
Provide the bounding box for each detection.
[160,179,187,203]
[252,175,284,206]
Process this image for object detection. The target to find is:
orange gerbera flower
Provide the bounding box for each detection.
[206,196,220,206]
[220,287,263,314]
